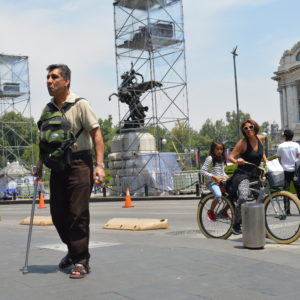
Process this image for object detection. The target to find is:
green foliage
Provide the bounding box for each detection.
[260,121,270,135]
[0,111,38,168]
[171,120,191,153]
[21,144,39,168]
[98,115,118,162]
[199,119,215,139]
[268,154,277,161]
[224,163,237,175]
[200,119,228,142]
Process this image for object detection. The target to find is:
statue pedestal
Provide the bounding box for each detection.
[108,128,185,196]
[108,128,158,196]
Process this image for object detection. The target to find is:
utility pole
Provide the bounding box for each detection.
[231,46,240,140]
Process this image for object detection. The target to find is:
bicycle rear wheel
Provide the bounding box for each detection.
[197,193,234,239]
[264,191,300,244]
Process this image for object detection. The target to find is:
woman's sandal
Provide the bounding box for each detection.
[69,264,90,279]
[58,254,73,269]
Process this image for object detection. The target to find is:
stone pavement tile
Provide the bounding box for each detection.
[118,283,206,300]
[84,292,129,300]
[179,260,300,300]
[234,262,300,298]
[204,286,276,300]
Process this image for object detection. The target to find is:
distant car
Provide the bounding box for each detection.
[1,188,19,200]
[15,176,34,186]
[14,176,35,198]
[0,176,35,200]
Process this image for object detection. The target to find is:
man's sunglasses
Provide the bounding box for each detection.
[243,125,254,131]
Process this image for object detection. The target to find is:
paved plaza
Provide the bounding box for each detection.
[1,198,300,300]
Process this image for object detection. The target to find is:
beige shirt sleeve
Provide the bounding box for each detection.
[77,100,99,132]
[70,99,99,152]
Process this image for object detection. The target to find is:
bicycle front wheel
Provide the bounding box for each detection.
[264,191,300,244]
[197,193,234,239]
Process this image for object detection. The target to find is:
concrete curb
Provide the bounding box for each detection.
[0,195,200,205]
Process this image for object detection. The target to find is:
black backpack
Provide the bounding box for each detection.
[37,98,84,172]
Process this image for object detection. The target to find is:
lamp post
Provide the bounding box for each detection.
[196,147,200,169]
[231,46,240,140]
[262,132,269,157]
[190,148,195,169]
[161,137,167,152]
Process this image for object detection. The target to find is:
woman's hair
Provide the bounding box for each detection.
[209,141,227,166]
[240,119,260,137]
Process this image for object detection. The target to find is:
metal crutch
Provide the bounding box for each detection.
[21,176,40,274]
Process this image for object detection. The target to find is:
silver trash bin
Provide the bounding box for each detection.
[241,202,265,249]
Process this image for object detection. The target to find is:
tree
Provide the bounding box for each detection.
[260,121,270,135]
[199,119,215,138]
[199,119,228,142]
[98,115,118,161]
[171,120,191,153]
[0,111,37,168]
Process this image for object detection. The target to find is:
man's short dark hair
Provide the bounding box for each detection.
[283,129,294,140]
[46,64,71,88]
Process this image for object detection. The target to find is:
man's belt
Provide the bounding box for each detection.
[71,150,92,160]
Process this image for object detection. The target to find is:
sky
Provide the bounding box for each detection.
[1,0,300,130]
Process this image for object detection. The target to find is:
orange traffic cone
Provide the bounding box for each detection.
[123,188,134,208]
[38,192,46,209]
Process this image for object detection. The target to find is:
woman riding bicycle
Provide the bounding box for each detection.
[228,119,268,234]
[200,141,229,221]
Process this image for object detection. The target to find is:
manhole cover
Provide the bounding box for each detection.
[167,229,201,236]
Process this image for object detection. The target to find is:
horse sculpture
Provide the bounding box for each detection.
[109,64,162,128]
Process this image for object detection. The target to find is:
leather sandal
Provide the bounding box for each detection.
[59,254,73,269]
[69,263,90,279]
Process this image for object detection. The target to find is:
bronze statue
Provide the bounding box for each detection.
[109,64,162,128]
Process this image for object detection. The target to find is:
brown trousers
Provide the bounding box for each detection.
[49,155,93,266]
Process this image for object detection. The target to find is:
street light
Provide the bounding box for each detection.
[161,137,167,151]
[262,132,269,157]
[231,46,240,140]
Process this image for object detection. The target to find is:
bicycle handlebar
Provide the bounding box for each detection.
[243,161,265,170]
[243,161,266,180]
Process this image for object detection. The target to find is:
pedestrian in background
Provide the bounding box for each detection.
[37,64,105,279]
[277,129,300,214]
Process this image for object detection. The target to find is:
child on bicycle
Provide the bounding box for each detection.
[200,141,229,221]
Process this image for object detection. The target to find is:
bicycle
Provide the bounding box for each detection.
[197,162,300,244]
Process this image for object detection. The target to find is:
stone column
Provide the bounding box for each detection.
[282,86,288,128]
[279,88,285,129]
[285,84,298,129]
[290,84,298,128]
[293,83,300,124]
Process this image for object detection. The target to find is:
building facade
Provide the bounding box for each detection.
[273,41,300,140]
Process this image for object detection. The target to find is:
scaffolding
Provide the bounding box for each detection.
[110,0,191,195]
[0,54,34,169]
[113,0,189,133]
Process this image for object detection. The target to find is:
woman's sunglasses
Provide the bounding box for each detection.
[243,125,254,131]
